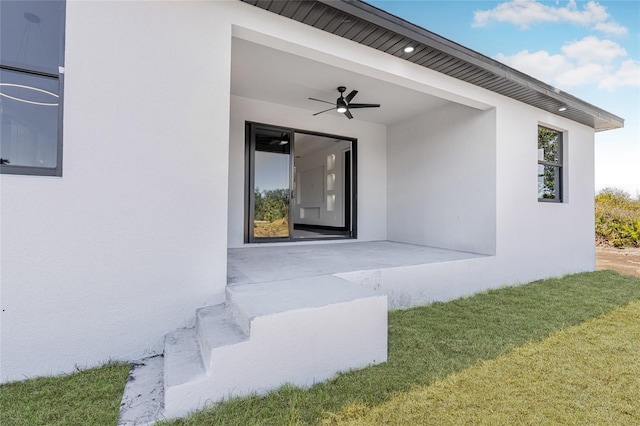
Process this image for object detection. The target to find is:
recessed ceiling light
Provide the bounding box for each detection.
[403,46,415,53]
[558,106,567,112]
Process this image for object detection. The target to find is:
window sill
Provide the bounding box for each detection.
[1,165,61,177]
[538,198,563,203]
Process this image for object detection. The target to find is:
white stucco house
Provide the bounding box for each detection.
[0,0,624,421]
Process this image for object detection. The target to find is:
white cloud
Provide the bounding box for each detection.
[598,60,640,90]
[495,50,569,83]
[593,21,628,37]
[495,36,639,91]
[473,0,628,36]
[561,36,626,64]
[554,63,606,87]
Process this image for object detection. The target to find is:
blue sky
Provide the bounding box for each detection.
[369,0,639,196]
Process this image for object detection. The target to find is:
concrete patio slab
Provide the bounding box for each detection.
[228,241,486,285]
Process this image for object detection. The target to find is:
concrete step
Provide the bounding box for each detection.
[226,275,385,334]
[163,329,205,388]
[196,304,247,370]
[163,275,388,420]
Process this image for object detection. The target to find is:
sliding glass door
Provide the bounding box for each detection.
[246,123,356,243]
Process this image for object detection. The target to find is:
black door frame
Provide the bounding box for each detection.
[245,122,294,243]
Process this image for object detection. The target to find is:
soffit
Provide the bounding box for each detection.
[239,0,624,131]
[232,37,451,126]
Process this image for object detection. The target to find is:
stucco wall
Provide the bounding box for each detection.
[387,103,497,254]
[494,101,596,280]
[227,95,387,247]
[0,1,232,382]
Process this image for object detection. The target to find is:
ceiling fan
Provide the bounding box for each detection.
[309,86,381,119]
[257,132,289,146]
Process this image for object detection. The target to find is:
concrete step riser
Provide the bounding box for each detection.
[163,329,205,389]
[195,304,248,372]
[206,297,387,393]
[225,287,251,335]
[195,312,213,370]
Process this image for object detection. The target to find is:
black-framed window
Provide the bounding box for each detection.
[1,0,65,176]
[537,125,563,202]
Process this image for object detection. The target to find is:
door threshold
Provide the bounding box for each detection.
[239,238,358,248]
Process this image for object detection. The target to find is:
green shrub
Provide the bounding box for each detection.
[595,188,640,247]
[254,188,289,222]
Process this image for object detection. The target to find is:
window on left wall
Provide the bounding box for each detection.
[0,0,65,176]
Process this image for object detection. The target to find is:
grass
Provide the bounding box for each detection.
[331,300,640,425]
[254,217,290,238]
[1,271,638,425]
[0,362,130,426]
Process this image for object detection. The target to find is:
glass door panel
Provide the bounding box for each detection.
[292,132,354,239]
[251,127,292,240]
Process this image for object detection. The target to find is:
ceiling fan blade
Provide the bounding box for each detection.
[313,107,336,116]
[344,109,354,119]
[345,90,358,103]
[347,103,380,109]
[269,133,289,144]
[308,97,335,106]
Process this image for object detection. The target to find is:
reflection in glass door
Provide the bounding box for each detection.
[249,126,292,241]
[292,132,354,239]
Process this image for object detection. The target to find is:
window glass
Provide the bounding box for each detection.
[538,127,560,164]
[538,164,559,200]
[1,0,63,175]
[0,69,59,168]
[0,0,63,74]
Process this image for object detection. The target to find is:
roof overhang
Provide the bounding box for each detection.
[239,0,624,131]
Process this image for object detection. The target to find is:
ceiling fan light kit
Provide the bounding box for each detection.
[309,86,381,119]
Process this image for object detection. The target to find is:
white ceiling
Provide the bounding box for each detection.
[294,133,348,158]
[231,38,450,126]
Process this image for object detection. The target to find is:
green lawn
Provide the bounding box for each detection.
[332,300,640,425]
[0,362,129,426]
[1,270,639,426]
